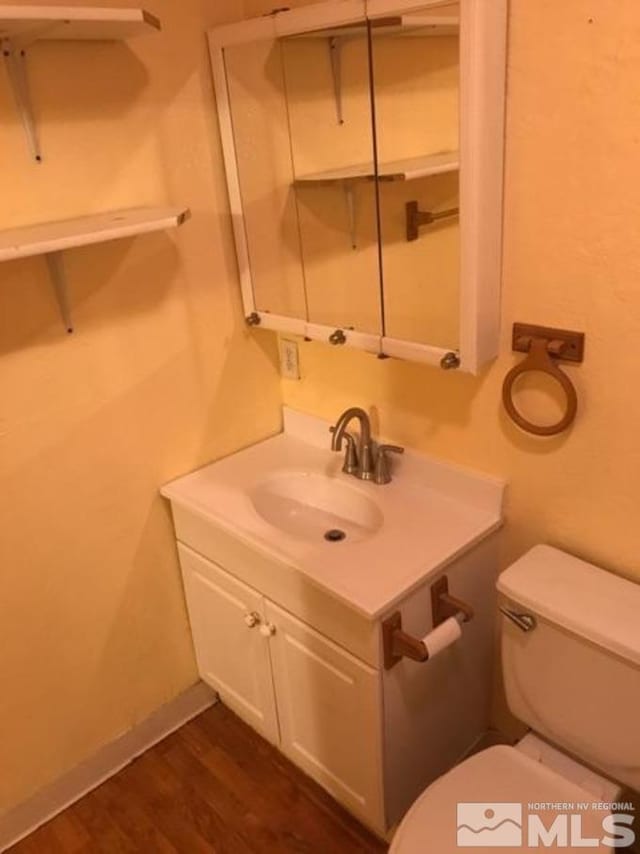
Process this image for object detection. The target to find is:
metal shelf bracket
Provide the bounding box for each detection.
[2,39,42,162]
[344,184,357,249]
[328,36,344,124]
[45,252,73,333]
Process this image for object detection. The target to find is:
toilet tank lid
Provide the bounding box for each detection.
[498,545,640,667]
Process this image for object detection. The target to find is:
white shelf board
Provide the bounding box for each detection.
[0,206,190,262]
[294,151,459,185]
[0,6,160,44]
[286,13,458,40]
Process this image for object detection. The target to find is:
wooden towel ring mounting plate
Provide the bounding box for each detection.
[502,336,579,436]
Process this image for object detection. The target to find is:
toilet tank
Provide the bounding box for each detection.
[498,545,640,792]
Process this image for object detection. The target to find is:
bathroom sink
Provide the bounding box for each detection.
[161,408,504,617]
[250,472,384,543]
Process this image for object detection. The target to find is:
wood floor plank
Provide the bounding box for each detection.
[196,706,383,851]
[114,752,220,854]
[68,797,140,854]
[176,728,353,854]
[186,711,382,853]
[161,739,278,853]
[89,776,179,853]
[7,704,388,854]
[48,812,92,852]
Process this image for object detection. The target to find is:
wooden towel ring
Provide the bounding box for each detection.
[502,337,578,436]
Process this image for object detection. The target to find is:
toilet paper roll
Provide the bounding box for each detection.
[423,616,463,659]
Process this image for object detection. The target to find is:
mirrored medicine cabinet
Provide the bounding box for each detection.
[208,0,507,373]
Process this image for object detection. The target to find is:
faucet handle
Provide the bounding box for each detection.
[378,444,405,457]
[374,444,404,485]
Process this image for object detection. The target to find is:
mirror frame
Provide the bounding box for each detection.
[208,0,507,374]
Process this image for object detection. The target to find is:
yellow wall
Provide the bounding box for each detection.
[0,0,282,813]
[5,0,640,816]
[276,0,640,583]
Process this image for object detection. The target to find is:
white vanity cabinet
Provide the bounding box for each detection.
[171,519,499,836]
[178,542,386,830]
[179,545,280,744]
[264,600,384,825]
[162,410,505,836]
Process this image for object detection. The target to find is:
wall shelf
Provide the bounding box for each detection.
[0,6,160,44]
[1,6,161,161]
[0,206,190,332]
[294,151,459,185]
[287,13,459,40]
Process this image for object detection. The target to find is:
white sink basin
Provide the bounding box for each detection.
[250,471,384,543]
[162,408,504,617]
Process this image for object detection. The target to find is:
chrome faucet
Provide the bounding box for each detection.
[330,407,404,484]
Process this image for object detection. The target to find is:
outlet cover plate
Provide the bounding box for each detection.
[279,337,300,380]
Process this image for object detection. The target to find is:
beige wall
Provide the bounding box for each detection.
[0,0,282,813]
[275,0,640,582]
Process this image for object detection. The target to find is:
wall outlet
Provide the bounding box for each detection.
[279,337,300,380]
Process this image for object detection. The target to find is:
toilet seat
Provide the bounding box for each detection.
[390,746,614,853]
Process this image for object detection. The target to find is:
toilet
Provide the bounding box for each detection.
[390,545,640,853]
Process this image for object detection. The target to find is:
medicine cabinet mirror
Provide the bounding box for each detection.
[209,0,506,373]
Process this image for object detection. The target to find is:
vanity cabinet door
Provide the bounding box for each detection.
[177,545,279,745]
[264,601,385,831]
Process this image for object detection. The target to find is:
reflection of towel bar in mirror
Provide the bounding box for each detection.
[406,200,459,242]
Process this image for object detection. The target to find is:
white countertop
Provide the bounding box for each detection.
[161,408,505,619]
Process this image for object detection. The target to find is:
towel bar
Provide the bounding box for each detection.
[502,323,585,436]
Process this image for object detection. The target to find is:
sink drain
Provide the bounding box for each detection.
[324,528,346,542]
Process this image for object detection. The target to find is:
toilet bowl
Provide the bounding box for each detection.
[390,545,640,853]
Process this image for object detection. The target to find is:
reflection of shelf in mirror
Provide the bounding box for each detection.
[286,13,459,41]
[294,152,459,186]
[0,206,190,332]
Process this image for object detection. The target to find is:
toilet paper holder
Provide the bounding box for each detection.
[382,576,474,670]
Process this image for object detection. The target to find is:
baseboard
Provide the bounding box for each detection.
[0,681,217,852]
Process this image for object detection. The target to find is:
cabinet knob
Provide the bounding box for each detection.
[259,622,276,638]
[244,611,261,628]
